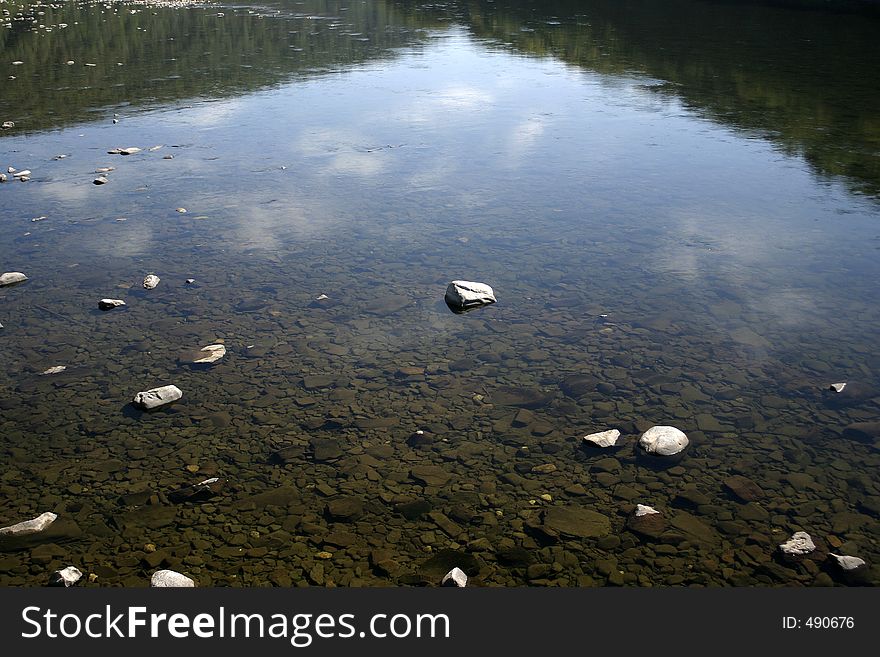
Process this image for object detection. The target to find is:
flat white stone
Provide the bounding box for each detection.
[150,570,195,588]
[193,344,226,364]
[441,567,468,587]
[445,280,496,310]
[829,554,865,571]
[120,147,141,155]
[829,382,847,393]
[143,274,160,289]
[41,366,67,375]
[0,272,27,287]
[583,429,621,448]
[635,504,660,517]
[98,298,126,310]
[49,566,83,587]
[779,531,816,556]
[639,425,689,456]
[12,169,31,178]
[133,384,183,410]
[0,512,57,537]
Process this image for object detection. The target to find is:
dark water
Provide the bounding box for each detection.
[1,0,878,587]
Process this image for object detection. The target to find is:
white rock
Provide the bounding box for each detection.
[150,570,195,588]
[0,272,27,287]
[316,294,329,301]
[444,280,496,311]
[143,274,160,289]
[779,531,816,556]
[582,429,621,448]
[829,554,865,571]
[635,504,659,517]
[639,425,689,456]
[192,344,226,364]
[41,366,67,375]
[441,567,468,587]
[829,382,847,393]
[120,147,140,155]
[0,512,57,537]
[0,173,6,182]
[93,176,108,185]
[185,278,195,285]
[133,385,183,410]
[98,298,126,310]
[12,169,31,177]
[49,566,82,587]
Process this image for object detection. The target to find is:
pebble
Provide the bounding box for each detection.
[143,274,160,289]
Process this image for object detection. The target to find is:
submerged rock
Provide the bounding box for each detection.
[168,477,225,503]
[723,475,765,502]
[133,384,183,410]
[150,569,195,587]
[40,366,67,376]
[638,425,689,457]
[0,272,27,287]
[98,298,126,310]
[0,512,57,537]
[180,344,226,366]
[582,429,621,448]
[143,274,160,289]
[542,506,610,538]
[48,566,82,587]
[444,280,496,312]
[93,176,108,185]
[441,567,468,587]
[626,504,667,540]
[842,422,880,444]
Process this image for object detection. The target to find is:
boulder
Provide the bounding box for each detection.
[0,272,27,287]
[98,298,126,310]
[133,384,182,410]
[441,567,468,587]
[48,566,82,587]
[638,426,689,457]
[444,280,496,312]
[150,570,195,587]
[583,429,621,448]
[143,274,160,289]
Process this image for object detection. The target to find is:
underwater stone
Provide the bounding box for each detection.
[444,280,496,311]
[150,570,195,587]
[133,384,183,410]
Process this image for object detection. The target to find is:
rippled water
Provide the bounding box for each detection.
[1,0,878,587]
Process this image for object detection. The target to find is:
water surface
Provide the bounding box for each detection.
[1,0,878,586]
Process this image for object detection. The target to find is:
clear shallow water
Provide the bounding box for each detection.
[0,0,878,586]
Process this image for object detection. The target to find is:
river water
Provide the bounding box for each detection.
[1,0,878,586]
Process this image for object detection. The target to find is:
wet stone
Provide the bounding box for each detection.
[326,497,363,521]
[542,506,611,538]
[410,465,451,487]
[723,475,765,502]
[310,438,343,462]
